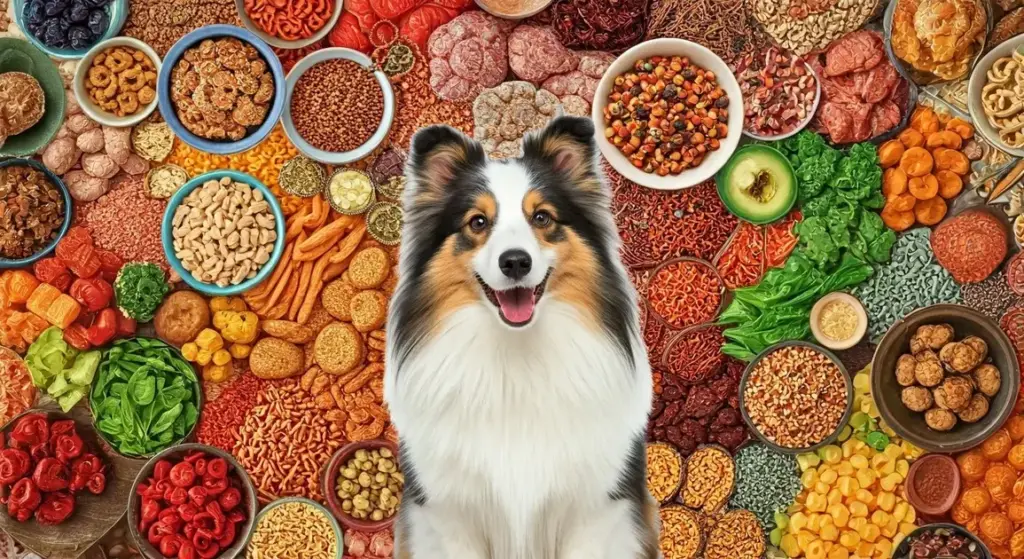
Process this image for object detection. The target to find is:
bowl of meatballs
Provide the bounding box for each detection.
[872,304,1020,453]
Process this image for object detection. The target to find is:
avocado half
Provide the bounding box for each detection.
[716,145,797,225]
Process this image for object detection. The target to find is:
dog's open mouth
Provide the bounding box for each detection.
[476,272,550,327]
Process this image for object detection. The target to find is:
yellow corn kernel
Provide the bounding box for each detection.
[840,531,860,549]
[181,342,199,361]
[799,453,822,471]
[880,461,896,476]
[836,462,855,476]
[870,455,889,470]
[870,510,889,526]
[856,541,875,557]
[808,512,823,531]
[859,523,880,543]
[816,482,832,495]
[828,488,844,505]
[848,517,868,533]
[849,501,869,518]
[876,492,896,513]
[803,470,819,489]
[212,348,232,366]
[829,546,850,559]
[856,469,877,489]
[838,477,861,497]
[229,343,251,359]
[899,523,917,536]
[892,533,907,552]
[879,473,902,492]
[883,445,903,460]
[798,531,816,552]
[895,460,909,478]
[821,445,843,464]
[855,489,875,508]
[829,504,850,528]
[902,506,915,524]
[790,512,808,534]
[820,523,839,542]
[850,455,869,470]
[842,439,859,458]
[892,502,909,523]
[874,539,892,557]
[196,349,213,366]
[882,517,900,538]
[781,534,801,558]
[821,469,839,485]
[808,541,827,559]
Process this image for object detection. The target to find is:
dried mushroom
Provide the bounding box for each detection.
[0,72,45,140]
[915,350,944,387]
[902,386,934,412]
[910,323,954,353]
[472,81,560,159]
[926,408,958,431]
[933,376,973,411]
[940,341,982,373]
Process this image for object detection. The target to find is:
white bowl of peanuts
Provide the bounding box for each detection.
[592,38,744,190]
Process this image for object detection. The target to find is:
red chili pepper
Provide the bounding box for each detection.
[196,543,220,559]
[216,521,236,548]
[0,448,31,485]
[48,420,76,449]
[217,487,241,511]
[28,442,50,462]
[71,453,102,477]
[142,498,161,523]
[86,472,106,495]
[70,277,114,313]
[178,502,199,522]
[154,459,174,481]
[193,458,207,477]
[159,508,184,532]
[178,541,198,559]
[34,491,75,525]
[184,523,196,541]
[154,478,172,497]
[10,413,48,449]
[159,534,183,557]
[85,307,118,347]
[188,486,209,507]
[183,451,204,464]
[193,512,215,534]
[53,433,84,464]
[70,472,89,493]
[95,249,123,283]
[167,486,189,506]
[7,478,41,522]
[202,476,228,496]
[115,308,137,337]
[170,462,196,488]
[33,258,72,292]
[205,501,225,536]
[205,458,228,480]
[192,529,215,553]
[148,519,175,545]
[227,510,245,524]
[32,457,69,492]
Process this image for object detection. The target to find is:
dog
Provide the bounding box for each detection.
[383,115,657,559]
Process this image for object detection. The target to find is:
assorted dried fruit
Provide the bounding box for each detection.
[84,46,158,117]
[22,0,112,50]
[732,47,818,138]
[0,164,66,261]
[0,413,108,525]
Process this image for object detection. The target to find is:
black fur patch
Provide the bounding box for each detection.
[398,442,428,507]
[609,434,646,503]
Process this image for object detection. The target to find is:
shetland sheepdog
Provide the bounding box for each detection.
[384,116,657,559]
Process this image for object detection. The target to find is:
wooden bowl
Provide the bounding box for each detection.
[872,304,1020,453]
[321,439,399,531]
[0,405,142,559]
[127,443,257,559]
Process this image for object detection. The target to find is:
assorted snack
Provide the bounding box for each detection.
[0,72,45,149]
[0,413,108,525]
[169,38,274,141]
[602,55,730,176]
[895,324,1002,431]
[891,0,987,81]
[246,500,338,559]
[0,164,65,260]
[899,526,984,559]
[84,45,157,117]
[732,47,818,138]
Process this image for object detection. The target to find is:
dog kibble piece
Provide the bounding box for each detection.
[171,177,277,287]
[336,446,404,522]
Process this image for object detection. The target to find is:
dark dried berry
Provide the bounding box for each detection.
[673,119,685,131]
[25,0,46,24]
[682,68,697,80]
[715,97,730,108]
[635,106,650,119]
[629,85,642,97]
[663,84,677,100]
[86,8,107,36]
[83,0,109,7]
[43,0,70,16]
[68,26,92,49]
[68,0,89,22]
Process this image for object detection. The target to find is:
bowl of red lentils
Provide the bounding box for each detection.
[282,48,395,165]
[592,38,744,190]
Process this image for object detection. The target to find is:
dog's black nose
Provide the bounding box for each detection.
[499,249,532,280]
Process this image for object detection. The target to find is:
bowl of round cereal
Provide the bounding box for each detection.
[73,37,161,127]
[160,170,286,296]
[156,25,286,155]
[0,158,72,269]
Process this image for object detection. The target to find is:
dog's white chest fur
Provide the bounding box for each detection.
[385,301,651,558]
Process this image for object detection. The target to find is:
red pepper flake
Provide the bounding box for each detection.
[647,258,723,329]
[716,222,765,290]
[196,374,266,453]
[661,325,726,384]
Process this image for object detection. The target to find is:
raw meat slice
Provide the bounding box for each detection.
[818,103,854,142]
[824,30,884,76]
[870,101,902,137]
[859,62,900,104]
[821,75,862,105]
[849,102,874,142]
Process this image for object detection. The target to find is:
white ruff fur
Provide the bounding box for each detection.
[385,298,652,559]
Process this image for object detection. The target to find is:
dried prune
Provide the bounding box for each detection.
[68,0,89,22]
[709,407,741,431]
[43,0,69,17]
[84,0,109,7]
[41,18,68,48]
[68,26,91,49]
[24,0,46,24]
[86,9,107,35]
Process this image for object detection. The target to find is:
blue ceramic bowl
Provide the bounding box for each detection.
[0,158,72,269]
[157,25,286,155]
[161,170,286,296]
[12,0,127,61]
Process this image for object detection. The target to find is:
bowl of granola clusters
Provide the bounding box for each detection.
[156,25,285,155]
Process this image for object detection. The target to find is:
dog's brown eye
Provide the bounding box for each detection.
[469,215,489,232]
[532,210,552,227]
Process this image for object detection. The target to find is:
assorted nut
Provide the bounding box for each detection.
[335,447,404,522]
[732,46,818,138]
[897,323,1002,431]
[750,0,879,55]
[743,345,848,449]
[85,46,158,117]
[602,56,729,176]
[0,164,65,260]
[170,176,278,287]
[170,38,274,141]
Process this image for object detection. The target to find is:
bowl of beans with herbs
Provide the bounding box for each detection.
[739,340,853,454]
[592,38,744,190]
[156,25,286,155]
[282,48,395,165]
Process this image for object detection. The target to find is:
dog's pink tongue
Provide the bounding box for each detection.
[495,288,536,324]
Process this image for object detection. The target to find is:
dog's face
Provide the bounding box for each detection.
[394,116,629,335]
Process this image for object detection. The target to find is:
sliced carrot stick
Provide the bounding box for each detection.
[299,249,336,324]
[285,207,309,242]
[263,261,296,313]
[329,223,367,263]
[289,262,314,320]
[322,260,348,282]
[298,216,354,252]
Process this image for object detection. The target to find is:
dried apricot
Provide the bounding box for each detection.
[881,205,915,232]
[946,117,974,140]
[926,130,963,150]
[952,499,975,524]
[963,486,994,514]
[899,127,925,148]
[900,146,934,177]
[888,192,917,212]
[883,167,908,197]
[878,140,905,168]
[984,429,1014,461]
[909,174,939,200]
[986,464,1017,501]
[1007,501,1024,522]
[1009,445,1024,470]
[935,170,963,199]
[911,107,940,136]
[914,196,947,226]
[981,512,1014,544]
[959,451,988,481]
[1009,416,1024,441]
[934,147,970,175]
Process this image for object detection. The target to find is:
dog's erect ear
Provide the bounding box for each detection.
[406,125,482,205]
[522,116,601,188]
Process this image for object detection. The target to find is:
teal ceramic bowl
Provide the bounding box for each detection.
[161,170,286,296]
[0,38,66,157]
[246,497,344,559]
[0,158,72,269]
[12,0,128,60]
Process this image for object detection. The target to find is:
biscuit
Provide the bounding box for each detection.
[250,338,305,379]
[349,247,391,289]
[261,319,315,344]
[350,290,388,333]
[315,322,365,375]
[381,265,399,295]
[321,279,359,322]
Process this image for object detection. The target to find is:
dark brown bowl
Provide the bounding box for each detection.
[321,439,399,531]
[905,454,961,516]
[892,523,992,559]
[739,340,854,455]
[0,405,142,559]
[872,304,1020,453]
[127,443,257,559]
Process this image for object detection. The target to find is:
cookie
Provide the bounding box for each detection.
[349,247,391,289]
[321,279,358,322]
[350,290,388,333]
[315,322,365,375]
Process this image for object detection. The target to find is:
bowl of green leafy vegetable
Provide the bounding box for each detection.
[89,337,202,458]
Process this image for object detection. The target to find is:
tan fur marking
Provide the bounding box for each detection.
[541,136,601,192]
[640,496,661,559]
[415,144,469,206]
[423,236,481,327]
[546,228,601,331]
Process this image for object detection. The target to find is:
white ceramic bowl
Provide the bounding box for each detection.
[809,292,868,351]
[234,0,344,49]
[968,35,1024,158]
[282,48,395,165]
[742,59,822,142]
[591,38,744,190]
[73,37,161,127]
